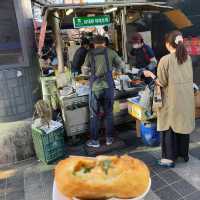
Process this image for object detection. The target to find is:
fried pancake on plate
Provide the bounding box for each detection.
[55,155,150,199]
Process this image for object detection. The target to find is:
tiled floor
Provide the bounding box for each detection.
[0,120,200,200]
[2,149,200,200]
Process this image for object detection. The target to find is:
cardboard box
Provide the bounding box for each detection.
[195,91,200,119]
[195,91,200,108]
[136,119,141,138]
[196,107,200,119]
[127,97,156,121]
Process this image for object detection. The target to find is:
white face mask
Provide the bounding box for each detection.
[132,43,142,49]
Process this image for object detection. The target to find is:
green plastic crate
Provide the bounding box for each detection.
[32,126,65,164]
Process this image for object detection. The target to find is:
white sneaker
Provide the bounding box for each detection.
[86,140,100,148]
[106,137,114,146]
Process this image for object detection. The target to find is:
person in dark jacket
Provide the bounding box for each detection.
[71,38,89,74]
[129,32,157,83]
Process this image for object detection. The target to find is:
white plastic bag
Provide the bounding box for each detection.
[138,86,153,112]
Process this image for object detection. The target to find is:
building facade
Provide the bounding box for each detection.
[0,0,40,122]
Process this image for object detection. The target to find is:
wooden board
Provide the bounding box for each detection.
[136,119,141,138]
[165,9,192,29]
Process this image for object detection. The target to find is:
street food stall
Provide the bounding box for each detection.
[37,1,174,140]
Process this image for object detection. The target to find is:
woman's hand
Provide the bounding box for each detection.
[155,79,163,87]
[143,70,163,87]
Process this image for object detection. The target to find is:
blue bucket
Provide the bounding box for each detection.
[140,122,160,146]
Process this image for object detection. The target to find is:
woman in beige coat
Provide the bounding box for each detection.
[144,30,195,167]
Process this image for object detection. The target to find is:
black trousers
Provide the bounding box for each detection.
[89,89,114,141]
[161,128,190,161]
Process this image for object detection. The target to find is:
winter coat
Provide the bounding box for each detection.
[157,53,195,134]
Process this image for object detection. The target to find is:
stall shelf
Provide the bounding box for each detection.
[59,87,143,137]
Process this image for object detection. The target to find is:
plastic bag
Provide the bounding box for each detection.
[139,85,153,113]
[152,85,162,112]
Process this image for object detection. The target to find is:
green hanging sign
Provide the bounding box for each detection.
[73,15,110,28]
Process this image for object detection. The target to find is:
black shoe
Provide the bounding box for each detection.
[183,156,189,162]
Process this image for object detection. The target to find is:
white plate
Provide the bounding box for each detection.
[52,178,151,200]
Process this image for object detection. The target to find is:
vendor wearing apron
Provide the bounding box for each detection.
[129,32,157,83]
[83,35,123,148]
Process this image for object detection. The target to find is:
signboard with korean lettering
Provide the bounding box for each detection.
[73,15,110,28]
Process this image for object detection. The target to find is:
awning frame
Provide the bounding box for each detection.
[39,1,174,70]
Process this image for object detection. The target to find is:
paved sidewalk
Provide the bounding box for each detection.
[0,120,200,200]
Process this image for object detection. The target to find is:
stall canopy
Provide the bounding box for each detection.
[38,1,192,67]
[39,1,174,53]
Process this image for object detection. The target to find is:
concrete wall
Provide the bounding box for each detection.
[0,0,41,122]
[0,120,35,165]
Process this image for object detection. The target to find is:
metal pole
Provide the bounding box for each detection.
[52,11,64,73]
[121,7,128,63]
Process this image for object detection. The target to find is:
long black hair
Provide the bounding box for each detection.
[165,30,188,65]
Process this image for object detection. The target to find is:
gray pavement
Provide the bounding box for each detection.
[0,120,200,200]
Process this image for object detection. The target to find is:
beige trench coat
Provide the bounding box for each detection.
[157,53,195,134]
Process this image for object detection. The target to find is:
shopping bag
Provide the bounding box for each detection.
[139,84,154,113]
[33,100,52,127]
[152,85,162,111]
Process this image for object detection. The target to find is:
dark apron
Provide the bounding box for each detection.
[89,48,114,114]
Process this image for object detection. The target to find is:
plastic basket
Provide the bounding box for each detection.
[32,126,65,164]
[140,122,160,146]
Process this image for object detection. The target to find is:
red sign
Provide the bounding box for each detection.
[34,19,38,32]
[64,0,85,4]
[38,12,48,55]
[184,37,200,56]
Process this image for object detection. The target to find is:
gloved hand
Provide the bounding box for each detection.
[138,68,146,78]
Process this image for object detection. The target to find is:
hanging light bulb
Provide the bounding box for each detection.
[65,9,74,16]
[104,7,117,14]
